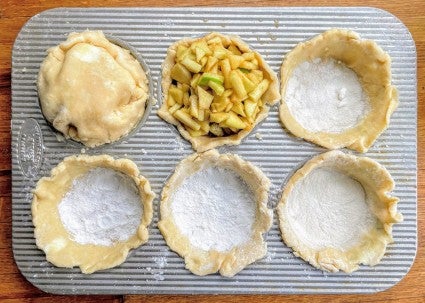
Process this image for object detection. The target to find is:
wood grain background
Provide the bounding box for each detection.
[1,0,423,302]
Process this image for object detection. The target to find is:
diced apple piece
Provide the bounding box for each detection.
[228,44,242,55]
[187,129,204,137]
[179,83,190,92]
[210,123,224,136]
[246,72,260,85]
[231,102,246,117]
[198,108,205,121]
[170,63,192,84]
[249,79,270,102]
[229,54,244,70]
[213,101,228,112]
[195,47,206,62]
[244,100,257,119]
[205,56,218,72]
[169,86,184,104]
[167,94,176,106]
[197,86,214,109]
[242,52,255,60]
[191,40,212,55]
[213,47,227,59]
[207,36,223,45]
[208,81,225,96]
[210,112,229,123]
[199,120,210,133]
[168,103,182,114]
[229,70,247,99]
[238,67,250,74]
[236,70,256,93]
[181,57,202,73]
[183,92,190,106]
[189,95,199,119]
[222,112,246,129]
[225,103,233,112]
[200,56,208,67]
[251,70,264,82]
[176,45,190,61]
[190,73,201,88]
[220,59,231,76]
[173,109,201,130]
[198,73,224,86]
[239,61,258,70]
[223,89,233,97]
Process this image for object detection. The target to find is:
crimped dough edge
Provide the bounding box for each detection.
[279,29,398,152]
[277,150,403,273]
[158,32,281,152]
[32,154,155,274]
[158,149,273,277]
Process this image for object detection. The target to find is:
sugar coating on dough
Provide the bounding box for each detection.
[286,58,370,134]
[58,168,143,247]
[170,166,255,252]
[285,167,376,250]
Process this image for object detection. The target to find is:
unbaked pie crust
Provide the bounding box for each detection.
[158,32,280,152]
[37,31,149,147]
[277,150,402,273]
[279,29,398,152]
[158,149,273,277]
[32,154,155,274]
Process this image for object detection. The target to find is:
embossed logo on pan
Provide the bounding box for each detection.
[18,118,43,178]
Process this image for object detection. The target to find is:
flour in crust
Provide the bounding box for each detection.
[32,154,155,274]
[279,29,398,152]
[277,150,402,273]
[37,31,149,147]
[158,32,280,152]
[158,149,273,277]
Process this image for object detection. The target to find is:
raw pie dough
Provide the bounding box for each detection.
[277,150,402,273]
[279,29,398,152]
[158,32,280,152]
[32,155,155,274]
[158,149,273,277]
[37,31,149,147]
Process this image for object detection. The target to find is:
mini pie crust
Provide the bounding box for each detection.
[158,149,273,277]
[277,150,402,273]
[37,31,149,147]
[32,154,155,274]
[158,32,280,152]
[279,29,398,152]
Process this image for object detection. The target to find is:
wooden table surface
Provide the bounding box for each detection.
[1,0,424,302]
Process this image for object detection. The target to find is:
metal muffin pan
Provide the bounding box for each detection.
[11,7,417,294]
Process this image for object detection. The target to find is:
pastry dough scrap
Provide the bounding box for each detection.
[158,150,273,277]
[279,29,398,152]
[158,32,280,152]
[277,150,402,273]
[32,155,155,274]
[37,31,150,147]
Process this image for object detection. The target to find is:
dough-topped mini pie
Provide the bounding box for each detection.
[279,29,398,152]
[37,31,150,147]
[277,150,402,273]
[32,155,155,274]
[158,32,280,152]
[158,149,273,277]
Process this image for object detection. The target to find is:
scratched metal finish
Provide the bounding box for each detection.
[11,7,417,294]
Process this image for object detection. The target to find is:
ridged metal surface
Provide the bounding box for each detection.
[11,7,417,295]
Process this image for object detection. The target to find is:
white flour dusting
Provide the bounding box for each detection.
[171,167,255,252]
[58,168,142,246]
[285,58,369,133]
[286,167,376,250]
